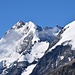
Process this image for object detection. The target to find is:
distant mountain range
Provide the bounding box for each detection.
[0,20,75,75]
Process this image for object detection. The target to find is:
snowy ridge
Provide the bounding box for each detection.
[49,21,75,51]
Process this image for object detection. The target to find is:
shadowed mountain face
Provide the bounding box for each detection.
[30,45,75,75]
[46,60,75,75]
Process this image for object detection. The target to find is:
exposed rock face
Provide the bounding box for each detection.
[30,45,75,75]
[46,60,75,75]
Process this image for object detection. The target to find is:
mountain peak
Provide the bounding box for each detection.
[25,21,36,28]
[28,21,35,25]
[17,20,25,25]
[12,20,25,29]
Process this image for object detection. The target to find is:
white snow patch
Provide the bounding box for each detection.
[56,61,58,67]
[51,64,53,68]
[60,56,64,60]
[31,42,49,60]
[21,64,36,75]
[68,57,71,61]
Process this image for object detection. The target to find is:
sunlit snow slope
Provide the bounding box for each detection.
[49,21,75,51]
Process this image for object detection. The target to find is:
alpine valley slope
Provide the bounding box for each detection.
[0,20,61,75]
[30,21,75,75]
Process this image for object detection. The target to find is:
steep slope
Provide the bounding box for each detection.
[49,21,75,51]
[0,21,61,75]
[30,21,75,75]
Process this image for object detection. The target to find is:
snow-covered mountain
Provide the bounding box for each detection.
[31,21,75,75]
[0,20,61,75]
[1,20,75,75]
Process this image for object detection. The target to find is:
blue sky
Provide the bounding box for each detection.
[0,0,75,37]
